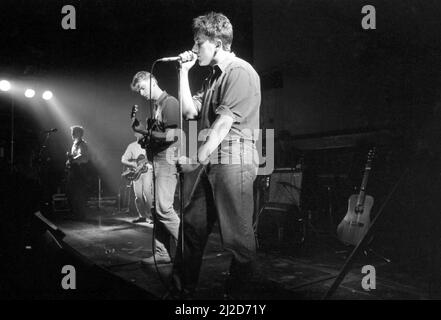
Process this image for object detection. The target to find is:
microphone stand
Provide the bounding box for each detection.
[177,61,185,297]
[37,131,55,213]
[148,64,160,280]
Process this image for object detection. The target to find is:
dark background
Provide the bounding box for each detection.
[1,0,441,188]
[1,0,441,290]
[0,0,255,194]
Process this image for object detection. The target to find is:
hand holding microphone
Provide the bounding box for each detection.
[157,51,197,71]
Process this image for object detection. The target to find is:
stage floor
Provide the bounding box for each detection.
[52,207,430,300]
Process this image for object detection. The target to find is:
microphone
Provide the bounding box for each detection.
[42,128,57,133]
[157,52,195,62]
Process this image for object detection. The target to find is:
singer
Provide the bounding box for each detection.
[170,12,261,299]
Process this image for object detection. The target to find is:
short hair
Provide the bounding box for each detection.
[70,125,84,137]
[130,71,157,92]
[192,12,233,51]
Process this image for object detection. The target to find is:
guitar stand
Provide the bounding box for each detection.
[336,244,391,264]
[363,247,391,264]
[360,234,391,263]
[334,231,392,264]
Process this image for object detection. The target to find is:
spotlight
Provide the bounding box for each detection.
[0,80,11,92]
[24,89,35,98]
[42,90,53,100]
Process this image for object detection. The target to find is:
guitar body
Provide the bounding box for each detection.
[129,165,148,181]
[337,194,374,246]
[122,155,149,182]
[65,152,73,171]
[336,148,376,246]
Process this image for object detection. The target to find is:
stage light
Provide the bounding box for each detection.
[42,90,53,100]
[0,80,11,92]
[25,89,35,98]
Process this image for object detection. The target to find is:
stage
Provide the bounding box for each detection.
[36,206,430,300]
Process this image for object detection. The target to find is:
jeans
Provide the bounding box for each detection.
[132,169,153,219]
[153,153,180,257]
[172,158,258,294]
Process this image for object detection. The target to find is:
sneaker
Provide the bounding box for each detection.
[141,254,171,265]
[132,217,147,223]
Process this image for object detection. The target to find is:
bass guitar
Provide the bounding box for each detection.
[337,148,376,246]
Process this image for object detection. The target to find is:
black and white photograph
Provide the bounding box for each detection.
[1,0,441,305]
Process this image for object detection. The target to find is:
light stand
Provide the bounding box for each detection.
[10,96,14,174]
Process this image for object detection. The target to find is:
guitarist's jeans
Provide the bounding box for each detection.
[132,169,153,219]
[171,159,258,296]
[153,154,180,257]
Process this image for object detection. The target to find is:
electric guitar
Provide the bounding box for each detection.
[129,104,200,172]
[130,104,154,152]
[121,154,149,181]
[65,151,74,170]
[337,148,376,246]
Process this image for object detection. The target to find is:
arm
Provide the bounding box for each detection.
[151,96,180,141]
[179,69,199,119]
[130,105,150,135]
[198,114,234,163]
[121,147,136,168]
[179,51,200,119]
[71,143,89,163]
[121,159,136,168]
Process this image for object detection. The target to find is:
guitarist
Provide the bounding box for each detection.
[121,132,154,224]
[130,71,181,265]
[66,125,89,220]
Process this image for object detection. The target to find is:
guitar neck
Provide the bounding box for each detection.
[357,167,370,205]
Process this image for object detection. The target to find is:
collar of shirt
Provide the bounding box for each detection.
[155,91,168,107]
[213,52,236,73]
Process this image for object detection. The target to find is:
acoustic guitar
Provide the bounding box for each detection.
[337,148,376,246]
